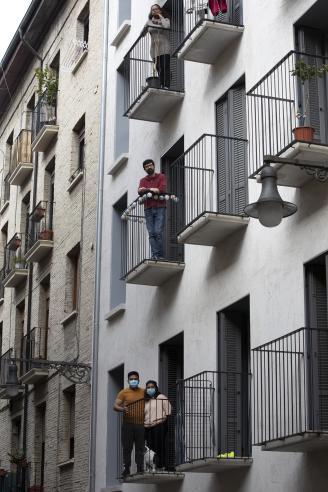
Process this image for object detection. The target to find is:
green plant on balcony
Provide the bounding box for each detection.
[35,66,58,107]
[12,255,25,269]
[291,59,328,141]
[8,450,28,468]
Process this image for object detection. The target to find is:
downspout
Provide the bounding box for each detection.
[18,27,43,491]
[89,0,110,490]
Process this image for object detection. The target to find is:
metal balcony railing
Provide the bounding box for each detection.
[123,27,184,115]
[4,233,28,278]
[32,92,57,142]
[10,129,33,173]
[120,193,181,279]
[26,201,54,251]
[172,0,243,56]
[0,348,13,386]
[116,397,175,478]
[20,327,48,377]
[252,327,328,446]
[0,468,30,491]
[1,172,10,207]
[176,371,251,465]
[170,134,248,231]
[247,50,328,178]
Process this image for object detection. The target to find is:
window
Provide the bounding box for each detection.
[21,192,31,238]
[77,2,90,49]
[66,244,80,312]
[63,386,76,460]
[118,0,131,26]
[72,115,86,175]
[45,157,55,229]
[0,322,2,355]
[111,195,127,310]
[114,66,129,162]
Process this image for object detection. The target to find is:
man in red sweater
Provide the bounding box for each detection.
[138,159,166,260]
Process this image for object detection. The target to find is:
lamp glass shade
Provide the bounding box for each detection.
[257,201,283,227]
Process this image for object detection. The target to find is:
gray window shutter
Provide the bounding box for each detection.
[216,98,230,213]
[232,0,242,25]
[297,28,328,143]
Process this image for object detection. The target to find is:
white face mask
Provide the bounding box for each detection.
[129,379,139,388]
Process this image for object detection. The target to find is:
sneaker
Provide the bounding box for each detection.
[122,468,130,478]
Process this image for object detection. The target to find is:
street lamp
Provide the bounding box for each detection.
[244,165,297,227]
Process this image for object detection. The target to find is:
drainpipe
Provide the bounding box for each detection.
[19,26,43,491]
[89,0,109,490]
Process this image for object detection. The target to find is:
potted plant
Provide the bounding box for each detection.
[291,59,328,142]
[12,255,25,270]
[8,450,28,469]
[35,66,58,124]
[11,236,22,250]
[38,229,53,241]
[0,468,7,477]
[146,63,160,89]
[33,206,46,221]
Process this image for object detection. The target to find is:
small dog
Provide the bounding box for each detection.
[144,446,156,472]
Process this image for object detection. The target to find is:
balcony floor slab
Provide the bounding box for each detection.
[3,269,28,288]
[178,212,249,246]
[124,472,184,484]
[177,21,244,64]
[176,457,252,473]
[261,432,328,452]
[25,240,53,262]
[9,163,33,186]
[124,260,185,286]
[20,367,49,385]
[31,124,59,152]
[0,387,24,400]
[273,141,328,187]
[127,89,184,122]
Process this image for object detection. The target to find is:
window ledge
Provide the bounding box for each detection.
[110,20,131,47]
[67,170,84,192]
[61,310,78,327]
[108,153,129,175]
[71,50,88,74]
[105,303,126,321]
[58,458,75,469]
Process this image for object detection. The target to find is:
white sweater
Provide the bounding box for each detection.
[147,16,171,58]
[144,394,172,428]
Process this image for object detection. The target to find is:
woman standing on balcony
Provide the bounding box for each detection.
[144,380,172,470]
[147,4,171,89]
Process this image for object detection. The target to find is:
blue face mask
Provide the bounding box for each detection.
[129,379,139,388]
[146,388,156,397]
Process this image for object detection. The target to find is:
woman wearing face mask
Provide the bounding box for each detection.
[147,4,171,88]
[144,380,172,470]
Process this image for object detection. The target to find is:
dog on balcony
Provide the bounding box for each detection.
[144,446,156,473]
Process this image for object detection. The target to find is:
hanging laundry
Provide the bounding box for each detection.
[208,0,219,16]
[218,0,227,14]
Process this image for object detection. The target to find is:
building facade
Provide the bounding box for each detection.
[0,0,102,491]
[93,0,328,491]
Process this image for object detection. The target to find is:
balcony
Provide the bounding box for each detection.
[117,398,184,484]
[3,233,28,288]
[32,92,58,152]
[171,134,249,246]
[175,371,252,473]
[25,201,54,263]
[0,172,10,214]
[8,130,33,186]
[0,349,24,399]
[248,51,328,187]
[123,28,184,122]
[172,0,244,64]
[121,194,185,286]
[20,327,49,385]
[252,327,328,452]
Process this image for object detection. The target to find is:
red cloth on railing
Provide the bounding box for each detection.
[208,0,227,16]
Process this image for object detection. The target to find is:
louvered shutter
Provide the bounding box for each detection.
[306,263,328,431]
[218,312,243,456]
[216,98,229,213]
[228,87,247,214]
[297,28,328,143]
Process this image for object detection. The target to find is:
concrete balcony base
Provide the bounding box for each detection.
[9,163,33,186]
[124,472,184,484]
[32,125,59,152]
[3,269,28,288]
[176,457,252,473]
[20,367,49,385]
[127,89,184,122]
[178,212,249,246]
[273,141,328,187]
[124,260,185,286]
[25,240,53,262]
[0,386,24,400]
[261,432,328,452]
[177,20,244,64]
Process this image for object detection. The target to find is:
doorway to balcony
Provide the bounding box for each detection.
[107,364,124,486]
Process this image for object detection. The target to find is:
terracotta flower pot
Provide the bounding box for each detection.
[0,468,7,477]
[292,126,315,142]
[38,229,53,241]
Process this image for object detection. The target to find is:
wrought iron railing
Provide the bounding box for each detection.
[10,130,33,173]
[252,327,328,446]
[123,26,184,115]
[0,467,30,491]
[116,397,175,477]
[170,134,248,234]
[172,0,243,56]
[120,193,180,278]
[1,172,10,208]
[20,327,48,377]
[0,349,13,386]
[247,50,328,177]
[4,233,28,279]
[26,201,54,252]
[32,92,57,142]
[176,370,251,465]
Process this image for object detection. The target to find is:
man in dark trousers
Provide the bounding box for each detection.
[114,371,145,477]
[138,159,167,260]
